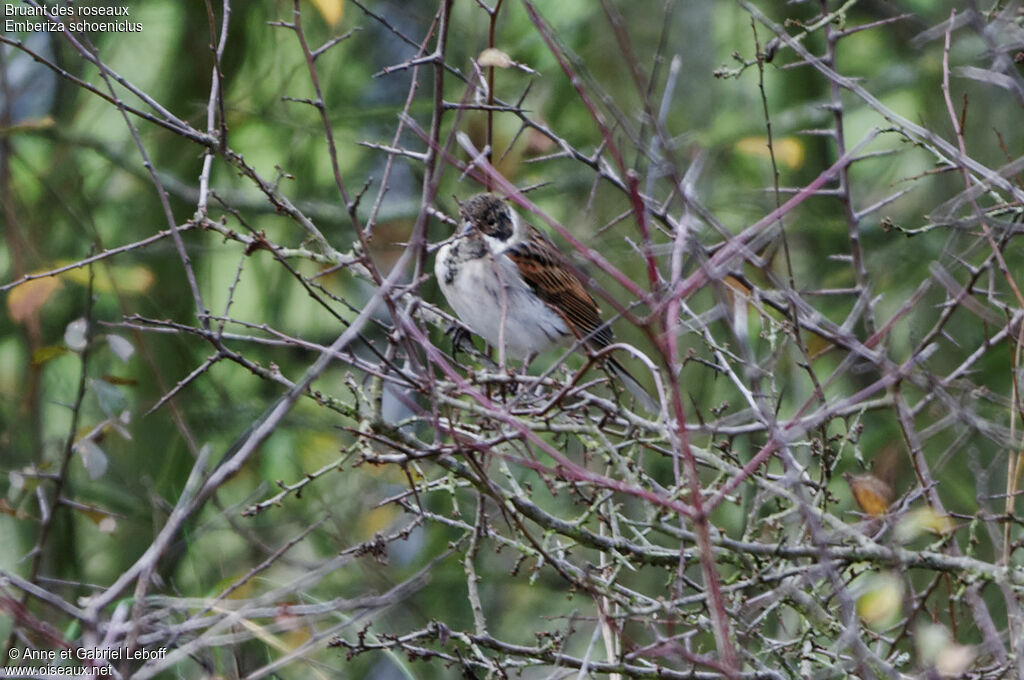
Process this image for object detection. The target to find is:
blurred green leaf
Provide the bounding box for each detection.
[90,378,128,417]
[76,439,109,481]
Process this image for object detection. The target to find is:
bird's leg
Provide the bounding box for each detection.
[446,323,472,363]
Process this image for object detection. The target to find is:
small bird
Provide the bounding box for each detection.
[434,193,657,412]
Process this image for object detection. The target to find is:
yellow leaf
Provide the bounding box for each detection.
[895,507,955,543]
[735,136,767,157]
[361,505,397,539]
[478,48,513,69]
[0,498,30,520]
[7,276,62,322]
[723,274,751,296]
[32,345,68,366]
[843,472,893,517]
[856,571,903,629]
[4,115,55,132]
[74,504,116,526]
[774,138,805,169]
[735,135,805,170]
[309,0,343,26]
[61,262,154,294]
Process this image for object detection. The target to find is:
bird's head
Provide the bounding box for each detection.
[459,193,517,242]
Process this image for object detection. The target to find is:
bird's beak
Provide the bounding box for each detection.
[460,220,474,234]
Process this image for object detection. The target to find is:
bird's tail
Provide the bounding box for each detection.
[605,356,659,414]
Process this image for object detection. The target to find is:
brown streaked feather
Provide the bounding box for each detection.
[507,226,614,349]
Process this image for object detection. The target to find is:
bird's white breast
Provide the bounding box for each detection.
[435,239,571,360]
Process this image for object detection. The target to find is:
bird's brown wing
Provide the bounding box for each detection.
[508,225,658,412]
[506,226,613,349]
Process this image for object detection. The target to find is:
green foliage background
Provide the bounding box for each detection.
[2,0,1023,677]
